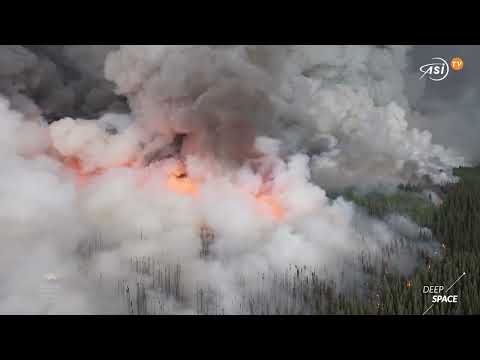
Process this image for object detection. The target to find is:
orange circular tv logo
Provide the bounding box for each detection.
[450,57,464,71]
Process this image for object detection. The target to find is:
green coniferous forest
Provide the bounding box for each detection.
[291,166,480,315]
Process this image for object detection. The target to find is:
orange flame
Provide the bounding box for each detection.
[166,175,198,195]
[62,156,134,189]
[164,164,284,220]
[256,194,284,221]
[63,157,97,188]
[165,162,199,196]
[62,155,284,221]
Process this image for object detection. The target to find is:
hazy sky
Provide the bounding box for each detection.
[409,45,480,163]
[0,45,478,163]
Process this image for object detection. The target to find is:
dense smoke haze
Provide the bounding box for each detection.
[0,45,474,314]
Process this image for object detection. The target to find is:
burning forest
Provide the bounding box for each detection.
[0,45,479,315]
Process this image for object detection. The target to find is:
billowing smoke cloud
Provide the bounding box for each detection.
[103,45,464,189]
[0,45,468,314]
[0,45,127,120]
[407,45,480,164]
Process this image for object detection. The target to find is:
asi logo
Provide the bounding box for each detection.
[419,56,464,82]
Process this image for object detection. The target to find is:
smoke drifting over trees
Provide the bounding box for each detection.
[0,45,475,314]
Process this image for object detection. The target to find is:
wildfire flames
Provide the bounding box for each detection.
[166,163,198,195]
[165,163,285,221]
[60,154,284,221]
[62,156,134,188]
[256,194,284,221]
[166,175,198,195]
[63,157,105,188]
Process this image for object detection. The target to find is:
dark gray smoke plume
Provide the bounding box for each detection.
[0,45,127,120]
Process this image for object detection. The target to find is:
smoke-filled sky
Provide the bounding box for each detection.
[0,45,475,314]
[1,45,477,164]
[408,45,480,163]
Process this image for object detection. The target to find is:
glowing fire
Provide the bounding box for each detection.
[165,165,284,220]
[256,194,284,221]
[165,162,199,195]
[63,157,100,188]
[62,155,284,221]
[62,156,134,189]
[167,175,198,195]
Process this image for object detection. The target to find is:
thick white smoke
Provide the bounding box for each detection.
[0,45,463,314]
